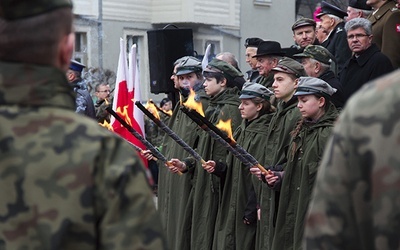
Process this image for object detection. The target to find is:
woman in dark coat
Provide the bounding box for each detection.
[266,77,338,250]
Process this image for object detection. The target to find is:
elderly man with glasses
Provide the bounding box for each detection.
[340,18,393,104]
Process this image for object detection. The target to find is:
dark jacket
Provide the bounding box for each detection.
[340,43,393,103]
[319,69,344,109]
[246,69,261,82]
[321,22,352,75]
[72,79,96,119]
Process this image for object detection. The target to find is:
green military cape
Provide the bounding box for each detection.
[188,87,242,250]
[213,113,273,250]
[256,97,301,250]
[271,103,338,250]
[158,87,209,250]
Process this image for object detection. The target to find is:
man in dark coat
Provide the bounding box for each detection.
[67,60,96,119]
[340,18,393,103]
[294,45,345,109]
[317,1,352,75]
[367,0,400,68]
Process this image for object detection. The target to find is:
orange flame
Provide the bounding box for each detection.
[99,119,114,131]
[116,105,132,126]
[145,100,161,120]
[216,119,235,142]
[183,88,205,117]
[165,110,173,116]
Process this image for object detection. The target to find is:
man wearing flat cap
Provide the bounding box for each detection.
[285,18,320,58]
[294,45,345,108]
[253,40,285,88]
[0,0,166,249]
[244,37,264,82]
[366,0,400,68]
[318,1,352,75]
[347,0,372,20]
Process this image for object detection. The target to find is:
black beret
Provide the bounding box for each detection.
[244,38,264,48]
[348,0,372,10]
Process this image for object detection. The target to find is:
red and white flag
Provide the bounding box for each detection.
[111,38,147,166]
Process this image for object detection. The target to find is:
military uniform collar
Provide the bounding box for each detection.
[0,61,75,109]
[369,1,397,22]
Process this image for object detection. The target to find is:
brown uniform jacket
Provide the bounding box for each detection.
[368,1,400,68]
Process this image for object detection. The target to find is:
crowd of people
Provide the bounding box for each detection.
[1,0,400,249]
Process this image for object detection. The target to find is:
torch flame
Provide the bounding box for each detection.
[99,120,114,131]
[116,105,132,126]
[216,119,235,142]
[105,98,110,105]
[165,110,173,116]
[183,88,205,117]
[145,100,161,120]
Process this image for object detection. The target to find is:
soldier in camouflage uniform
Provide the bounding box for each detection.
[304,69,400,249]
[0,1,167,249]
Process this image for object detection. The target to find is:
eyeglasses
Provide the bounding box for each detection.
[97,90,111,93]
[347,34,369,40]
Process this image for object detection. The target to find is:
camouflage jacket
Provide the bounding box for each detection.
[304,70,400,250]
[0,61,167,250]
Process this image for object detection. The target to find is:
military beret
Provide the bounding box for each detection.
[292,18,316,31]
[69,60,86,73]
[203,58,244,79]
[239,81,273,100]
[293,45,334,65]
[176,56,202,76]
[0,0,73,20]
[244,37,264,48]
[294,77,337,97]
[271,57,306,78]
[316,1,348,19]
[348,0,372,11]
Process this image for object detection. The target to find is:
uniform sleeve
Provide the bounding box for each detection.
[95,138,168,250]
[381,12,400,68]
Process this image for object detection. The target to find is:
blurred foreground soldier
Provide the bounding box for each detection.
[67,60,96,119]
[346,0,372,20]
[317,1,352,75]
[294,45,345,108]
[0,1,167,249]
[304,69,400,250]
[367,0,400,68]
[340,18,393,103]
[244,37,264,82]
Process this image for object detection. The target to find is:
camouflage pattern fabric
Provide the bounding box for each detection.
[304,69,400,250]
[0,61,167,249]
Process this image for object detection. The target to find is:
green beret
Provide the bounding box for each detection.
[0,0,73,20]
[203,58,244,79]
[295,77,337,97]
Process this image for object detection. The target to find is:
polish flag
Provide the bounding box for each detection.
[111,38,147,166]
